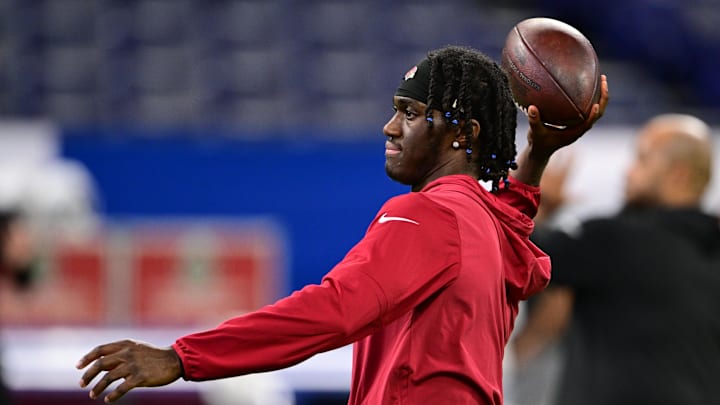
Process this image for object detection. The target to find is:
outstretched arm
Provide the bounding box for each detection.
[76,194,460,403]
[511,75,609,187]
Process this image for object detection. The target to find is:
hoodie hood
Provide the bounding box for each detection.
[423,175,551,302]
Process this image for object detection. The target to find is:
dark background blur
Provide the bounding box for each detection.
[1,0,719,130]
[1,0,718,291]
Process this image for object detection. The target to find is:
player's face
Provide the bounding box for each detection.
[383,96,451,191]
[625,130,670,207]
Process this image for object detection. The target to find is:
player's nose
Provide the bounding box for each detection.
[383,113,401,138]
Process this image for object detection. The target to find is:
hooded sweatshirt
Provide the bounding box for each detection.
[173,174,550,404]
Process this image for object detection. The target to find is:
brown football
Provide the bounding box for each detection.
[501,17,600,128]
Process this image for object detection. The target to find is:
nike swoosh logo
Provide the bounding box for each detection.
[378,213,419,225]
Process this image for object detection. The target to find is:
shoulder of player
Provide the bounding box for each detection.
[379,192,458,226]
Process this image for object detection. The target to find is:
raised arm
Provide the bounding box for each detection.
[511,75,609,187]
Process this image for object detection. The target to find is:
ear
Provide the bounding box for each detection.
[659,164,695,203]
[468,118,481,140]
[455,118,481,145]
[666,164,692,186]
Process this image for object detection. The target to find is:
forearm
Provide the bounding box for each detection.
[174,195,462,381]
[512,82,608,187]
[174,274,383,381]
[497,133,549,218]
[510,136,552,187]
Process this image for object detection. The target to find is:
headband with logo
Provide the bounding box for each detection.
[394,58,431,104]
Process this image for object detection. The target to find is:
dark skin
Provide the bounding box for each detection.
[77,340,182,402]
[384,75,608,190]
[76,75,609,404]
[383,96,482,191]
[514,75,609,186]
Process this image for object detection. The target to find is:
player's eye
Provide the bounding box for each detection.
[404,109,417,120]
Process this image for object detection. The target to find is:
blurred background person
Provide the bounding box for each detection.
[511,114,720,405]
[0,210,35,290]
[0,208,36,405]
[504,152,576,405]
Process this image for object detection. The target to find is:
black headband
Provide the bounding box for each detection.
[394,58,431,104]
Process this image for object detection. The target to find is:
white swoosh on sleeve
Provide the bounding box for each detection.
[377,212,419,225]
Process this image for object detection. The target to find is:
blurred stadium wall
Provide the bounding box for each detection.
[0,0,717,129]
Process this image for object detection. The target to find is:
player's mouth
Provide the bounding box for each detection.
[385,142,401,156]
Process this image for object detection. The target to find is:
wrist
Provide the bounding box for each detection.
[169,347,185,379]
[524,142,551,175]
[526,127,562,162]
[525,142,553,165]
[511,147,549,187]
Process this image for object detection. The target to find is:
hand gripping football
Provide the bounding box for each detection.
[501,17,601,128]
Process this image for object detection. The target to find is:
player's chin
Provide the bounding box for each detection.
[385,162,398,179]
[385,163,412,186]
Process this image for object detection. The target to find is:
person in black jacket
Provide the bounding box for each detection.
[514,114,720,405]
[0,209,36,404]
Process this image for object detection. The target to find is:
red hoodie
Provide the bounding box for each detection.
[173,174,550,404]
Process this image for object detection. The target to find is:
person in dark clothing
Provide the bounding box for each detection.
[515,114,720,405]
[0,209,36,404]
[0,210,34,288]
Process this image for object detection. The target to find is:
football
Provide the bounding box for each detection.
[501,17,601,128]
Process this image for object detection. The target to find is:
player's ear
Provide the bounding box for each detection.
[457,119,480,144]
[453,119,480,147]
[468,118,481,140]
[453,119,480,137]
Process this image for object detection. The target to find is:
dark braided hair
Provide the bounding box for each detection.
[424,46,518,192]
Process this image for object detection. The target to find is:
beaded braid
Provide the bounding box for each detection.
[425,57,444,128]
[424,46,518,192]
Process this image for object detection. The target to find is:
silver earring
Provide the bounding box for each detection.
[452,141,460,149]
